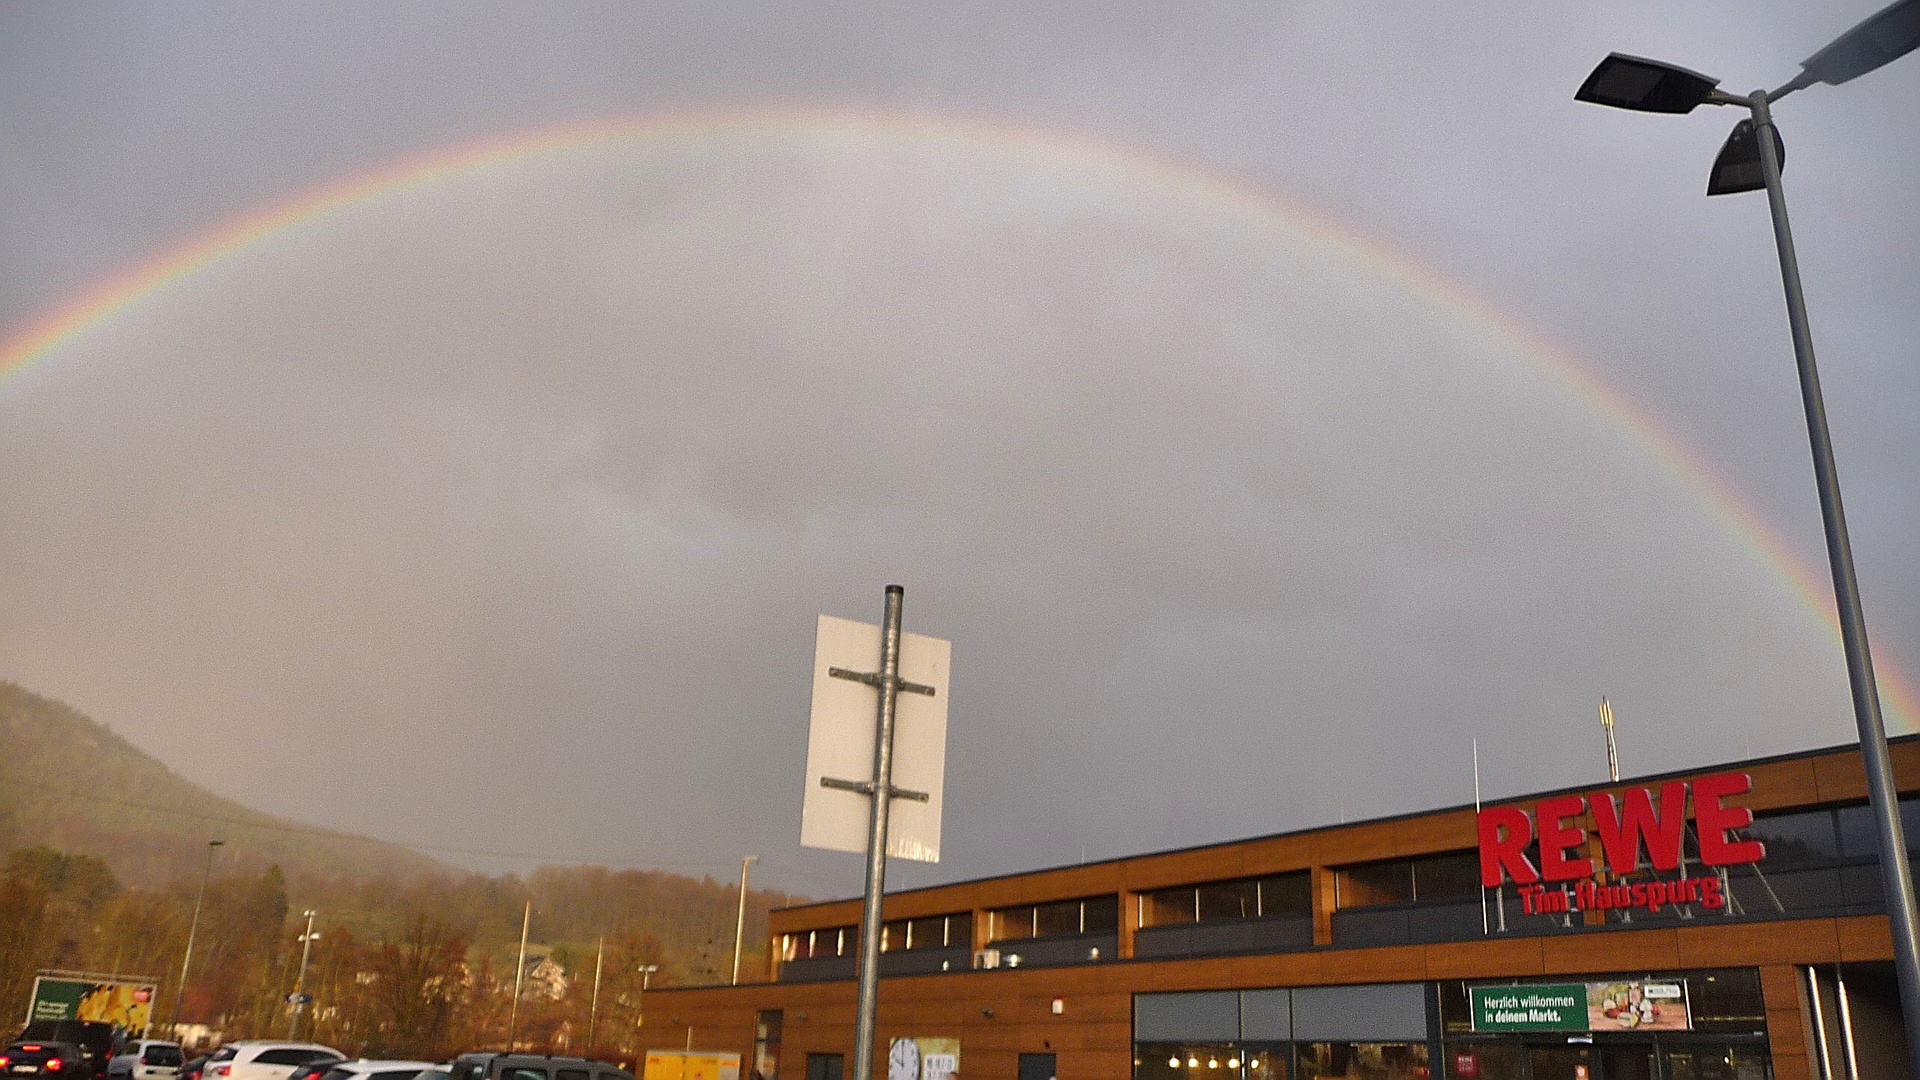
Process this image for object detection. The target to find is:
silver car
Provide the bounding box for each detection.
[108,1042,184,1080]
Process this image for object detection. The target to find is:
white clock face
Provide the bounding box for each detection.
[888,1040,921,1080]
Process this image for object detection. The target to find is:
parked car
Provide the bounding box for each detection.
[446,1055,632,1080]
[108,1041,183,1080]
[15,1023,114,1079]
[314,1062,436,1080]
[203,1044,342,1080]
[2,1041,87,1078]
[176,1057,208,1080]
[281,1058,343,1080]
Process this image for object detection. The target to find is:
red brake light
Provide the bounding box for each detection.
[0,1054,11,1067]
[49,1059,64,1072]
[22,1046,43,1053]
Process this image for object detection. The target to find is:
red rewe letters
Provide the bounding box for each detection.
[1536,794,1595,881]
[1693,771,1767,865]
[1589,782,1688,873]
[1477,805,1538,887]
[1475,771,1763,887]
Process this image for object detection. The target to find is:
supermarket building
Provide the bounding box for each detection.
[645,738,1920,1080]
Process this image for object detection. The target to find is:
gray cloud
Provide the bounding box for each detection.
[0,2,1913,897]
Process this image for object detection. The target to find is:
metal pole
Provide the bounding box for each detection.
[1749,90,1920,1075]
[588,935,604,1051]
[635,964,656,1033]
[851,586,907,1080]
[169,839,223,1035]
[288,910,318,1039]
[1474,739,1487,935]
[1599,697,1620,783]
[731,856,758,985]
[508,900,530,1051]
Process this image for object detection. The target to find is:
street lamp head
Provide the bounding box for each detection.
[1707,118,1787,196]
[1575,53,1723,113]
[1799,0,1920,86]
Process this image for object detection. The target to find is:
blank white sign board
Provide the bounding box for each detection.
[801,614,950,862]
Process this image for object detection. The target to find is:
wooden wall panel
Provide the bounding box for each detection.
[1759,964,1814,1080]
[1811,752,1870,804]
[1310,821,1398,865]
[1424,937,1545,980]
[1394,809,1477,855]
[1836,913,1894,961]
[1538,928,1680,975]
[1676,920,1839,968]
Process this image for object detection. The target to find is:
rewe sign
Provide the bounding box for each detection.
[1476,772,1765,915]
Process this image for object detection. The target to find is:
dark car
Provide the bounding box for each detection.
[16,1023,114,1080]
[176,1058,208,1080]
[2,1041,87,1078]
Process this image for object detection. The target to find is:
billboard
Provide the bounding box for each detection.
[26,975,159,1030]
[1470,980,1690,1033]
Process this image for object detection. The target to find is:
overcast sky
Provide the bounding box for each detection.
[2,2,1916,899]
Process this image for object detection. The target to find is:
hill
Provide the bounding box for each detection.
[0,681,452,887]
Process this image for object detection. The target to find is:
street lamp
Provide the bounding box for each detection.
[287,910,320,1039]
[1577,0,1920,1067]
[635,964,658,1032]
[169,839,224,1036]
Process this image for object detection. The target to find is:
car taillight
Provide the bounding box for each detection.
[207,1066,229,1077]
[0,1054,11,1067]
[21,1047,43,1053]
[48,1059,64,1072]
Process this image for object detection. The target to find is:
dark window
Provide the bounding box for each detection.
[1411,851,1481,901]
[1258,872,1312,915]
[210,1051,238,1064]
[1337,860,1414,906]
[754,1010,783,1080]
[449,1064,485,1080]
[556,1069,590,1080]
[1016,1054,1055,1080]
[1197,879,1258,921]
[1034,898,1081,936]
[1144,887,1196,926]
[991,905,1033,940]
[1082,894,1120,932]
[804,1055,842,1080]
[906,914,953,948]
[144,1049,184,1067]
[1744,807,1842,869]
[502,1068,548,1080]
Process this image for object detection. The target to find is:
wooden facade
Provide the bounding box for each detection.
[644,739,1920,1080]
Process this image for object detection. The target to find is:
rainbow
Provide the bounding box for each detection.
[2,105,1913,732]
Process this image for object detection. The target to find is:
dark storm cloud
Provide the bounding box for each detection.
[0,2,1914,895]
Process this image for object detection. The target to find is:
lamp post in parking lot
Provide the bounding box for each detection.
[1575,0,1920,1067]
[287,910,320,1039]
[170,839,224,1036]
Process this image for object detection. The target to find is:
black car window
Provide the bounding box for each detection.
[557,1069,590,1080]
[502,1068,548,1080]
[211,1050,239,1063]
[256,1051,316,1067]
[448,1064,484,1080]
[146,1048,185,1066]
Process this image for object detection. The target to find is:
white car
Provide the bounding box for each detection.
[204,1044,344,1080]
[316,1061,439,1080]
[108,1041,184,1080]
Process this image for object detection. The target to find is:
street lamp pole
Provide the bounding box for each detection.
[1575,5,1920,1065]
[730,856,758,986]
[287,910,319,1039]
[1741,86,1920,1072]
[170,839,224,1036]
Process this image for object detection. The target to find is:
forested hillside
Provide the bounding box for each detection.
[0,683,802,1060]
